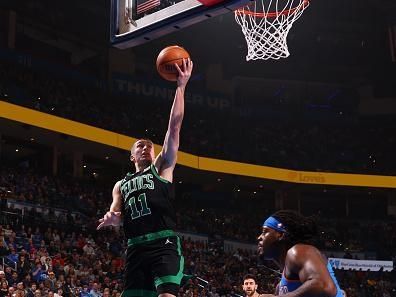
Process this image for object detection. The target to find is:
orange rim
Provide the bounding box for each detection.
[235,0,309,18]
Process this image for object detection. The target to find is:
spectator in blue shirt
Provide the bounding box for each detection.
[32,263,46,283]
[79,285,91,297]
[7,247,18,263]
[89,282,101,297]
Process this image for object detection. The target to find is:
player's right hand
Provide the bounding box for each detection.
[175,58,193,88]
[97,211,122,230]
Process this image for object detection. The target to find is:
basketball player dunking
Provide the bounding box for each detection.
[97,58,193,297]
[257,210,343,297]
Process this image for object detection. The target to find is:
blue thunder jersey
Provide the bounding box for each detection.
[119,164,176,239]
[278,262,343,296]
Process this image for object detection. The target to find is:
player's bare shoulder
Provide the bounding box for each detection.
[287,243,319,259]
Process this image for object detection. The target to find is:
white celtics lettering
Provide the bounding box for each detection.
[121,174,154,200]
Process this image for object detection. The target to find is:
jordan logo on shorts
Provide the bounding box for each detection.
[165,238,173,245]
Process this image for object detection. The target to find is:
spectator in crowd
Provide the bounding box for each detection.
[8,286,15,297]
[31,263,46,284]
[16,282,26,297]
[0,239,8,257]
[79,285,91,297]
[8,271,19,287]
[0,281,8,297]
[45,272,57,292]
[34,289,41,297]
[242,274,269,297]
[89,283,101,297]
[0,271,7,285]
[26,283,37,297]
[17,255,31,279]
[7,247,19,264]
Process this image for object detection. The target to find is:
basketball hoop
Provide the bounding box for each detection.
[235,0,310,61]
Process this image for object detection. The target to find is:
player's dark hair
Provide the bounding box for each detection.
[272,210,318,246]
[243,274,257,284]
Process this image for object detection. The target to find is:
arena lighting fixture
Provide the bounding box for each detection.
[83,165,87,168]
[15,149,19,152]
[30,137,35,141]
[217,178,221,182]
[105,156,110,160]
[253,191,257,194]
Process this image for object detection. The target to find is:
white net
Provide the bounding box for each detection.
[235,0,309,61]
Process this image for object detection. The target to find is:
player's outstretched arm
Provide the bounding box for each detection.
[97,181,122,230]
[154,58,193,182]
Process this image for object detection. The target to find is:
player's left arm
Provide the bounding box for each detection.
[281,245,337,297]
[154,58,193,182]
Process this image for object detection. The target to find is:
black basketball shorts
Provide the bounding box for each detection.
[121,231,184,297]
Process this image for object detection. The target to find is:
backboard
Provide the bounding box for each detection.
[110,0,249,49]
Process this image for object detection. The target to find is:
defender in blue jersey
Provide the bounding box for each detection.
[97,58,193,297]
[257,210,343,297]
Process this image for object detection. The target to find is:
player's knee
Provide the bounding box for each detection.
[157,283,179,296]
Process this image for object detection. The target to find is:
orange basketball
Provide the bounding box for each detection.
[156,45,190,81]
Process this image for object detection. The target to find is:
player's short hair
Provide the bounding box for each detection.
[131,138,154,153]
[243,274,257,284]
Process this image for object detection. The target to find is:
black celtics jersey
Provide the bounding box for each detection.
[120,164,176,239]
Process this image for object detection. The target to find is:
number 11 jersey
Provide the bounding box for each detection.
[120,164,176,239]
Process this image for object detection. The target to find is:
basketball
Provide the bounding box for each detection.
[156,45,190,81]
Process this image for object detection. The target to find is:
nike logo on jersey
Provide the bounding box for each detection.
[165,238,173,245]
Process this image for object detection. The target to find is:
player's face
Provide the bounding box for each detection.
[131,140,155,166]
[257,226,282,260]
[242,279,257,296]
